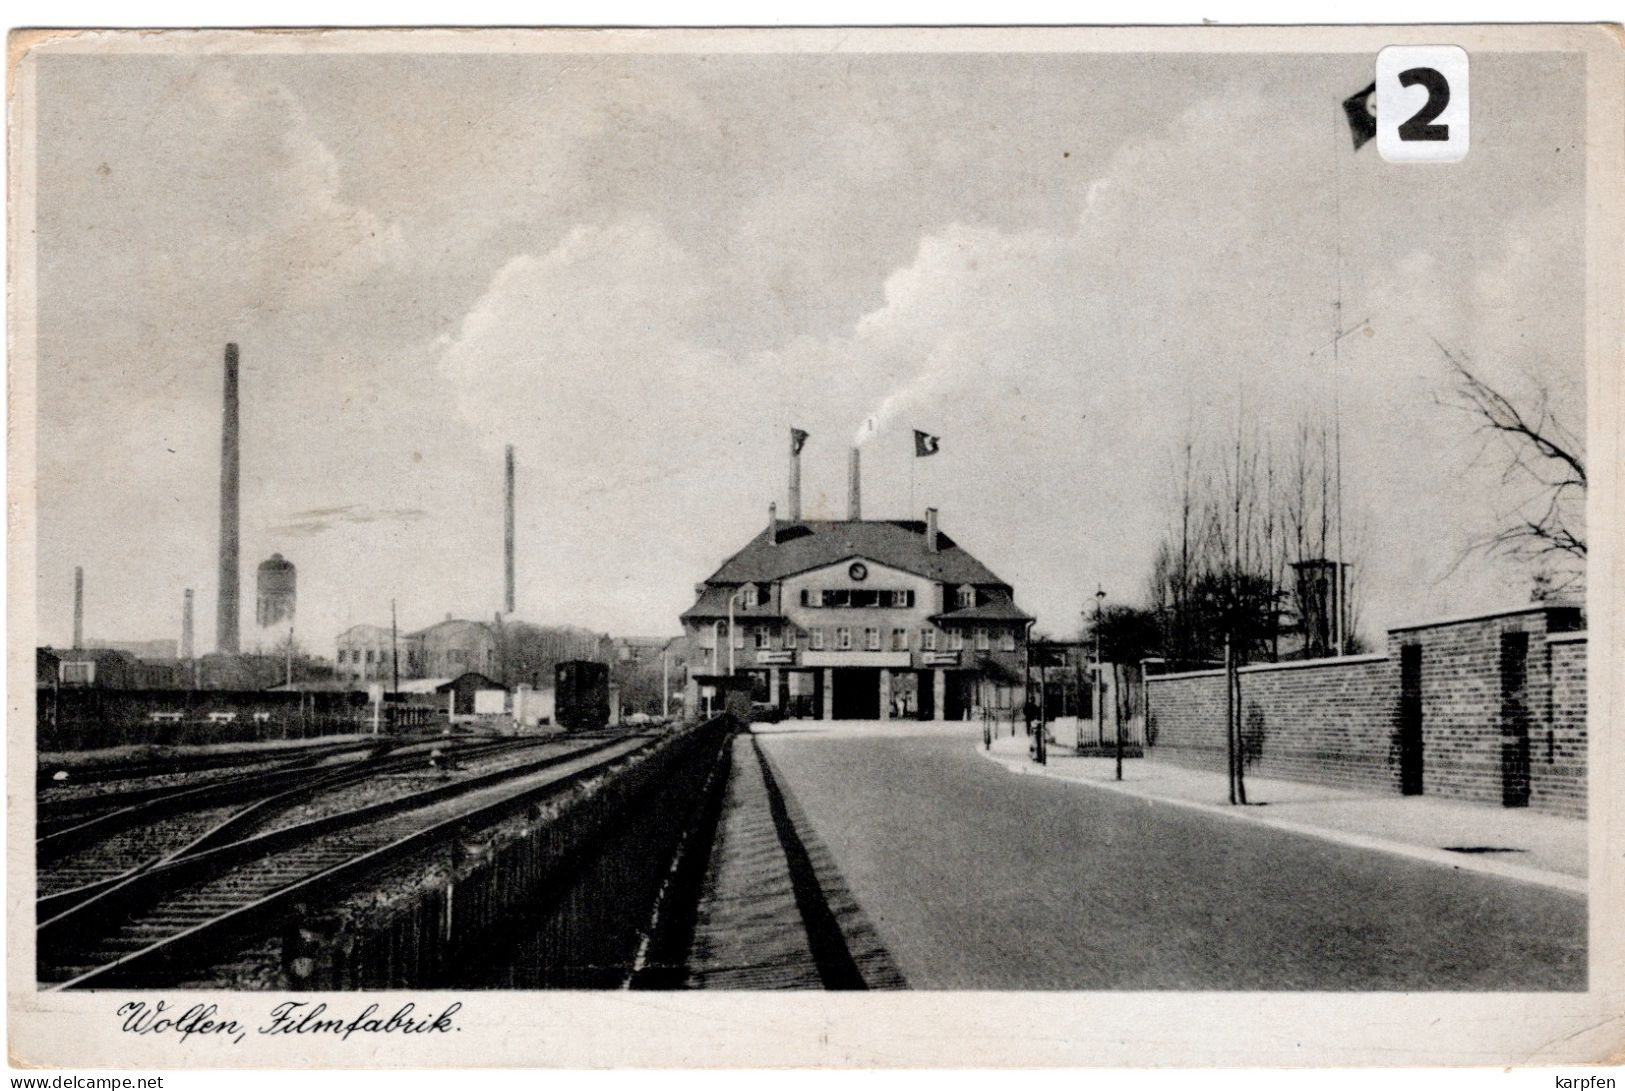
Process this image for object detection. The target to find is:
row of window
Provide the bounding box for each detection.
[730,626,1016,653]
[739,585,980,609]
[338,647,417,666]
[798,588,917,609]
[336,647,485,668]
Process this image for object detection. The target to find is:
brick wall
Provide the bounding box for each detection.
[1146,656,1396,793]
[1387,608,1566,810]
[1537,636,1587,818]
[1145,605,1586,817]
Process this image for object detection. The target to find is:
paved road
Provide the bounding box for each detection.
[756,724,1586,990]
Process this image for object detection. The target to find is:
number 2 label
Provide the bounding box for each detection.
[1377,46,1469,163]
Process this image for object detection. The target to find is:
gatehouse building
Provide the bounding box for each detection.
[680,445,1031,720]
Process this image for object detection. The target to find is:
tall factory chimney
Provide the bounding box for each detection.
[217,343,241,654]
[847,447,862,521]
[72,566,83,649]
[181,588,195,660]
[504,444,515,615]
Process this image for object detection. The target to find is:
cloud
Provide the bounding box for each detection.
[749,88,1585,633]
[33,52,1585,646]
[270,504,429,537]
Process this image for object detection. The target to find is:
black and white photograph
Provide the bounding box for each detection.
[7,21,1622,1069]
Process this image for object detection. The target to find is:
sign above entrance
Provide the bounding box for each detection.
[802,650,912,669]
[922,651,961,667]
[756,649,796,665]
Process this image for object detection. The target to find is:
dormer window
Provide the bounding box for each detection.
[956,585,976,609]
[741,585,759,609]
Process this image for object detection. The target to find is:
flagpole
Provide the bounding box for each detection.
[1331,97,1347,656]
[909,436,916,516]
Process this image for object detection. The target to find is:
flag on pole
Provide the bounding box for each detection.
[913,430,941,457]
[790,427,809,455]
[1343,82,1377,151]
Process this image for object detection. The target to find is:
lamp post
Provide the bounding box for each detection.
[1075,606,1087,754]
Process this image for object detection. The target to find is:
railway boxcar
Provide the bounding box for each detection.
[554,660,609,731]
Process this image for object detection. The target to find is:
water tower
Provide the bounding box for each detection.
[255,553,297,638]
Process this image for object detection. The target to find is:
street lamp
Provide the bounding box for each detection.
[726,588,743,676]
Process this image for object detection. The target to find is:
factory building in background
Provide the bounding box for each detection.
[334,624,422,683]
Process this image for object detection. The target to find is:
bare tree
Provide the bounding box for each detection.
[1435,338,1586,583]
[1147,409,1367,663]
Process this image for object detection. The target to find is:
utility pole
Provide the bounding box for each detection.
[1094,585,1106,749]
[391,598,400,695]
[285,624,294,687]
[1234,656,1248,804]
[1225,633,1237,805]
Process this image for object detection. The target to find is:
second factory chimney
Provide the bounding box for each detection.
[181,589,194,660]
[217,343,241,654]
[847,447,862,521]
[504,445,515,615]
[72,566,83,649]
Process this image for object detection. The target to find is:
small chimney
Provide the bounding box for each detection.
[768,501,778,542]
[925,507,939,552]
[847,447,862,521]
[72,566,83,649]
[181,588,195,660]
[788,434,803,521]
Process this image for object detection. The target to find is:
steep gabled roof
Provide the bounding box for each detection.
[680,586,786,622]
[705,519,1005,587]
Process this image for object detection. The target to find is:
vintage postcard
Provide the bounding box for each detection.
[7,23,1623,1069]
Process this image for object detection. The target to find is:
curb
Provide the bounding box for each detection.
[753,735,909,989]
[978,746,1587,898]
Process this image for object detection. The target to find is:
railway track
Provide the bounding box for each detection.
[39,733,656,989]
[36,734,549,912]
[35,732,532,844]
[36,742,389,839]
[36,737,383,791]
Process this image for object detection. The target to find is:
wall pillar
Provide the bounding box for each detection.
[933,669,947,721]
[769,666,782,708]
[823,668,835,720]
[879,668,892,720]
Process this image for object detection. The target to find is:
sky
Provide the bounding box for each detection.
[30,46,1586,652]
